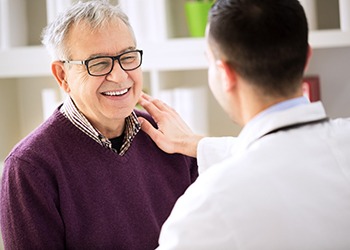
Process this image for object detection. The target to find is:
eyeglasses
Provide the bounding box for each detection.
[62,49,143,76]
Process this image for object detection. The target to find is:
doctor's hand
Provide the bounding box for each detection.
[138,93,203,158]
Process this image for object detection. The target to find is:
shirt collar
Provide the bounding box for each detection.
[60,96,141,156]
[250,96,310,125]
[236,98,326,154]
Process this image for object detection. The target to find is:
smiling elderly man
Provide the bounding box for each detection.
[0,1,198,249]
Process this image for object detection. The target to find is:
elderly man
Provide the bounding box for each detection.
[0,1,197,249]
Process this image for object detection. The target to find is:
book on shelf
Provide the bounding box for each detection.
[298,0,317,30]
[159,86,208,135]
[339,0,350,31]
[41,88,66,120]
[0,0,28,49]
[118,0,168,43]
[46,0,73,23]
[302,75,321,102]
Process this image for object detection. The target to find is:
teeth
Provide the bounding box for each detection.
[103,89,128,96]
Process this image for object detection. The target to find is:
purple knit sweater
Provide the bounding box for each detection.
[0,108,198,249]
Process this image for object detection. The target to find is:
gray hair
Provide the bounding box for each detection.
[41,0,135,60]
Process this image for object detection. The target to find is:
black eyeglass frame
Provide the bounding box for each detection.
[61,49,143,76]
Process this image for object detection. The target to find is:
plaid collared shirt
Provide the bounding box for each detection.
[60,97,141,156]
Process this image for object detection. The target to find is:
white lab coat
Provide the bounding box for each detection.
[157,101,350,249]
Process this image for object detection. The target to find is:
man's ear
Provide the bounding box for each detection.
[304,45,313,71]
[216,60,237,92]
[52,61,70,93]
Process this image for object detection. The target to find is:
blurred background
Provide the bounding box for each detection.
[1,0,350,248]
[1,0,350,165]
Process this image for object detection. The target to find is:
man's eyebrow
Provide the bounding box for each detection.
[86,46,137,59]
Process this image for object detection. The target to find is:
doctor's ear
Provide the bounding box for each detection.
[216,60,238,91]
[51,61,70,93]
[304,45,313,72]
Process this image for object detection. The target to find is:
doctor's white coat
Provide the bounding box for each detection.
[158,101,350,250]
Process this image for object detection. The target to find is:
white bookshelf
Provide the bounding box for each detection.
[0,0,350,163]
[310,30,350,48]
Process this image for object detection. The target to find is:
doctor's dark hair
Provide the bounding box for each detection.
[208,0,309,97]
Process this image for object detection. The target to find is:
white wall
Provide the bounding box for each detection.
[306,46,350,118]
[0,79,21,160]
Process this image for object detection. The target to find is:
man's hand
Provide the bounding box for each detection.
[138,93,203,157]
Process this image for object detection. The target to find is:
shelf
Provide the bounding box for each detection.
[0,38,208,78]
[309,29,350,48]
[0,46,51,78]
[140,38,207,71]
[2,28,350,79]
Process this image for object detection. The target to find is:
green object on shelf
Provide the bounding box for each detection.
[185,1,213,37]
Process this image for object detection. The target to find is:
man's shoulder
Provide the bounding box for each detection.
[134,109,157,127]
[6,110,69,160]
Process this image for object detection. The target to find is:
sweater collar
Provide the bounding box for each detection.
[60,96,140,156]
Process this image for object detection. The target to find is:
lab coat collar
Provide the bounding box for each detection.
[235,101,327,153]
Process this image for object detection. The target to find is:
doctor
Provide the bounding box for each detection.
[138,0,350,248]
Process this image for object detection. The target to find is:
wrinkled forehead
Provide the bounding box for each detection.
[65,17,135,45]
[65,17,136,59]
